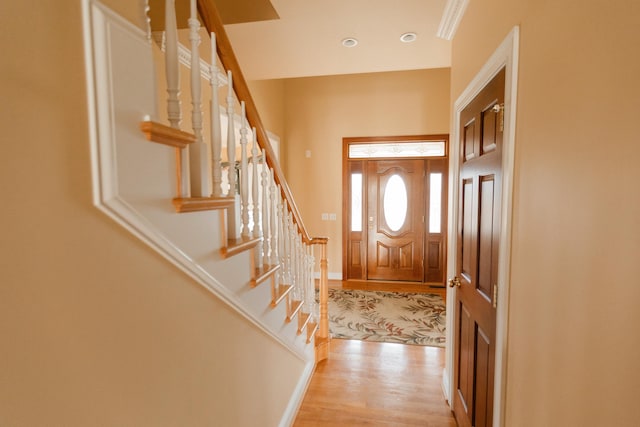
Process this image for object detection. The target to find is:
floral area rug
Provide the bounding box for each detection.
[327,288,446,347]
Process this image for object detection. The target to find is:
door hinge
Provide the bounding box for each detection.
[492,283,498,308]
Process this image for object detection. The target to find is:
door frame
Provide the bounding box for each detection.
[444,26,519,426]
[341,135,449,284]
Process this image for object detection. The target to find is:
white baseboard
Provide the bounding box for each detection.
[278,360,315,427]
[313,272,342,281]
[441,367,451,404]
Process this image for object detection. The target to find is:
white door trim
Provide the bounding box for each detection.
[443,26,519,427]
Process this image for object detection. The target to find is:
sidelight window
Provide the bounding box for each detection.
[429,173,442,233]
[351,173,363,232]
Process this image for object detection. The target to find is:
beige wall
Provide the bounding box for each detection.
[452,0,640,424]
[0,1,305,425]
[280,69,451,273]
[248,79,286,158]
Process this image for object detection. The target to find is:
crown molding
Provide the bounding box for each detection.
[437,0,470,40]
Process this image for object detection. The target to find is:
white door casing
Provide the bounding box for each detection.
[444,26,519,427]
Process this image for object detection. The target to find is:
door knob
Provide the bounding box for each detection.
[448,277,461,288]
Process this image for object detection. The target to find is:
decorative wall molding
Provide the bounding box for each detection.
[436,0,470,40]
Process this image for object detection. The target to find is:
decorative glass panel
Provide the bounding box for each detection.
[349,141,445,158]
[384,175,407,231]
[351,173,362,232]
[429,173,442,233]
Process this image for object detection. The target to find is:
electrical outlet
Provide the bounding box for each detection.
[329,213,337,221]
[321,213,329,221]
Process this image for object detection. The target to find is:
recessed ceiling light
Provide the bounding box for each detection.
[400,32,417,43]
[342,37,358,48]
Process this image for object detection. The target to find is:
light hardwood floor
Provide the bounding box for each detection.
[294,281,455,426]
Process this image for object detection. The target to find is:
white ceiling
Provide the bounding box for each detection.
[222,0,452,80]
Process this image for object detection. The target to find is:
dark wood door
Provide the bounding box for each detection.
[452,68,505,427]
[367,159,425,281]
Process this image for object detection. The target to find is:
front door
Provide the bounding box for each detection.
[452,68,505,427]
[367,159,425,281]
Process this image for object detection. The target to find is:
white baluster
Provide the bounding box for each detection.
[260,151,270,266]
[281,200,290,285]
[288,211,296,290]
[297,233,303,296]
[188,0,210,197]
[298,235,303,306]
[165,0,180,128]
[144,0,151,42]
[225,71,240,239]
[270,178,279,267]
[272,182,281,284]
[301,239,307,308]
[306,244,313,313]
[226,70,236,195]
[302,242,313,311]
[251,131,263,267]
[165,0,189,197]
[291,234,300,302]
[304,245,310,312]
[309,245,317,320]
[252,129,261,238]
[239,102,250,238]
[210,32,223,197]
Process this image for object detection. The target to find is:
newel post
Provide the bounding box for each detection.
[314,238,330,362]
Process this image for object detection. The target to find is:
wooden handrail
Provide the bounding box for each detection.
[197,0,314,245]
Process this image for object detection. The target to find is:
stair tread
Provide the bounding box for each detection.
[286,300,303,322]
[306,321,318,344]
[251,264,280,288]
[220,236,261,259]
[297,312,311,335]
[172,196,235,213]
[271,284,292,307]
[140,120,195,148]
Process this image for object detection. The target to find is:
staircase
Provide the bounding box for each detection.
[83,0,329,422]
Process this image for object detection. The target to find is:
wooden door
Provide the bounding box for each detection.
[452,68,505,427]
[367,159,425,281]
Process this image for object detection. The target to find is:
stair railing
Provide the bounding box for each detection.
[146,0,330,362]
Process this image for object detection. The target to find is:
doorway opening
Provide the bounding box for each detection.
[342,135,449,286]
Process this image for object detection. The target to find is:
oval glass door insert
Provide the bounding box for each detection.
[384,174,408,231]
